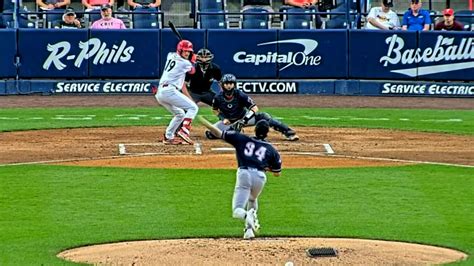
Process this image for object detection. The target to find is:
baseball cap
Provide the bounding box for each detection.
[382,0,393,7]
[64,8,75,16]
[443,8,454,16]
[100,4,112,10]
[411,0,421,4]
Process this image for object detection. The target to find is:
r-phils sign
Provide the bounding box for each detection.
[43,38,134,71]
[17,29,160,78]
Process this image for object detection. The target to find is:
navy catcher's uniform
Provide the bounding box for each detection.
[209,74,299,141]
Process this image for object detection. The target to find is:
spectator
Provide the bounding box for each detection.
[283,0,322,28]
[401,0,431,31]
[36,0,69,11]
[242,0,273,12]
[434,8,464,31]
[55,8,82,28]
[127,0,159,9]
[285,0,317,8]
[82,0,113,11]
[90,4,126,28]
[366,0,400,30]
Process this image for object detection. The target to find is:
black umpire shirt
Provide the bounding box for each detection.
[186,62,222,94]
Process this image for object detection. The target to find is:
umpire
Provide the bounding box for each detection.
[185,48,222,106]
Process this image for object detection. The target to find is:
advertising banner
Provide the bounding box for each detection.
[159,29,205,75]
[18,29,89,78]
[349,30,418,80]
[417,31,474,81]
[208,29,278,78]
[359,80,474,97]
[89,30,160,78]
[53,80,156,94]
[277,30,348,78]
[0,30,17,79]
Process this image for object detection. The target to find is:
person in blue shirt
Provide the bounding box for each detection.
[198,116,282,239]
[207,73,299,141]
[402,0,431,31]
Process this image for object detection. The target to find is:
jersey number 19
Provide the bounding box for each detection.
[164,59,176,72]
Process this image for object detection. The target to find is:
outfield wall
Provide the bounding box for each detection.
[0,29,473,97]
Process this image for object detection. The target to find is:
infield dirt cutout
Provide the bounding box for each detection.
[1,95,472,265]
[1,126,472,265]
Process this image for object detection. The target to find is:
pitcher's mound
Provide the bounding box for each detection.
[58,237,467,265]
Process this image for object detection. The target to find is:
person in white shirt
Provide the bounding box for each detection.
[155,40,198,145]
[366,0,400,30]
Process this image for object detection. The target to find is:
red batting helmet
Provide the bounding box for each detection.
[177,40,194,54]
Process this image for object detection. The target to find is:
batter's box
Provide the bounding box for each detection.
[118,143,202,156]
[212,143,334,155]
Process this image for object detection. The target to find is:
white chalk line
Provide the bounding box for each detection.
[118,142,203,156]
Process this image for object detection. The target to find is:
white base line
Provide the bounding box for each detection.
[281,152,327,156]
[329,154,474,168]
[118,142,203,156]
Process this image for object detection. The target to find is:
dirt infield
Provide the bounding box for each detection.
[59,238,468,265]
[1,95,472,264]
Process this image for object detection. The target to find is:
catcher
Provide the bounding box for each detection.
[206,73,299,141]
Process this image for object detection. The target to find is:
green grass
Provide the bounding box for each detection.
[0,164,472,265]
[1,106,473,264]
[0,107,473,135]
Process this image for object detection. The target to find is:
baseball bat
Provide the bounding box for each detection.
[168,21,183,41]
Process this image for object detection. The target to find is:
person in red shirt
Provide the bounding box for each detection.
[434,8,465,31]
[285,0,318,8]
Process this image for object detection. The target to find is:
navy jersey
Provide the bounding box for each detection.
[223,130,281,172]
[212,90,255,122]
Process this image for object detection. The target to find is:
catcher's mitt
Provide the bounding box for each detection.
[230,120,245,132]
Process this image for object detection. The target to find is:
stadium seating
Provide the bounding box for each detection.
[1,10,35,28]
[455,10,474,31]
[282,8,314,29]
[133,7,161,29]
[45,10,63,28]
[241,7,270,29]
[198,0,225,11]
[198,12,228,28]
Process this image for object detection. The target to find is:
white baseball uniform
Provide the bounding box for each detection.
[155,52,198,140]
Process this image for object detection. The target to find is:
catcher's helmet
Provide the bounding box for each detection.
[255,120,269,140]
[176,40,194,54]
[221,73,236,84]
[220,73,237,98]
[196,48,214,65]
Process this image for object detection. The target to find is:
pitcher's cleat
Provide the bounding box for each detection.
[245,208,257,231]
[243,228,255,239]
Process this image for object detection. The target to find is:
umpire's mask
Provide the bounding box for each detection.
[196,48,214,71]
[255,120,270,140]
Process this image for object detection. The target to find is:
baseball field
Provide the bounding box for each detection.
[0,95,473,265]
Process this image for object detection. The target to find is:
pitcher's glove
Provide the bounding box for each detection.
[230,119,245,132]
